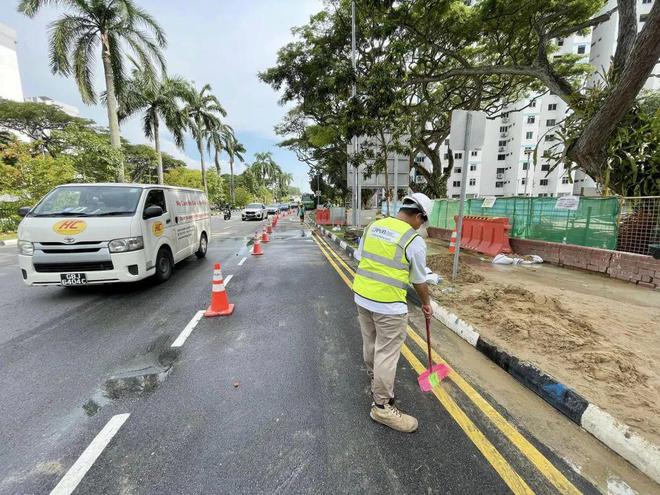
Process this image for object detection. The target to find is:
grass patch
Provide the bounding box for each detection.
[0,232,17,241]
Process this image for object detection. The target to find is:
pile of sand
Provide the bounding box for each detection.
[427,253,484,283]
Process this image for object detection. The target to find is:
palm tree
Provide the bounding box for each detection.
[206,122,233,177]
[223,133,245,204]
[252,152,281,199]
[118,69,190,184]
[184,83,226,195]
[278,172,294,200]
[18,0,167,182]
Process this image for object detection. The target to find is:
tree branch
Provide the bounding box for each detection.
[549,6,619,39]
[612,0,637,80]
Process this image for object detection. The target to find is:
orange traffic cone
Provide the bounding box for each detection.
[261,228,270,243]
[204,263,234,317]
[267,223,273,234]
[252,234,264,255]
[448,229,457,254]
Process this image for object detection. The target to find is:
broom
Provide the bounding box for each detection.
[417,315,451,392]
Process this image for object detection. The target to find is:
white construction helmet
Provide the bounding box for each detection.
[401,193,433,220]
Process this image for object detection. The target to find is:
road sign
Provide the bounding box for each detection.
[449,110,487,151]
[315,190,321,197]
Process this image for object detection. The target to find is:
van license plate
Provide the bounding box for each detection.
[60,273,87,286]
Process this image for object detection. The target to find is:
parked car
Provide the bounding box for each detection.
[241,203,268,221]
[266,204,279,216]
[279,203,290,212]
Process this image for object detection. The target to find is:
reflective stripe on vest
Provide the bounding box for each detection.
[353,217,418,304]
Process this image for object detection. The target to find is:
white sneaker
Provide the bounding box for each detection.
[370,403,418,433]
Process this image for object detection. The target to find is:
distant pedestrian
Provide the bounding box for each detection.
[299,203,305,224]
[353,193,434,433]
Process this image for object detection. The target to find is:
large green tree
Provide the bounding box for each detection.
[18,0,167,182]
[184,83,226,196]
[118,69,190,184]
[0,99,90,154]
[223,134,246,204]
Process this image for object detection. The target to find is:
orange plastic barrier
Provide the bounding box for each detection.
[315,208,331,225]
[454,215,512,257]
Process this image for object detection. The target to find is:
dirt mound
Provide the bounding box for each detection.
[427,253,484,283]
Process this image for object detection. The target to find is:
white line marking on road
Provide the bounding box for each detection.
[238,257,247,266]
[50,413,130,495]
[171,310,205,348]
[224,274,233,287]
[223,226,232,230]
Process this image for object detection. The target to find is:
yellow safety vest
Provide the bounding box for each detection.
[353,217,418,304]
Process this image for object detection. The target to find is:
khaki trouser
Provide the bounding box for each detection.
[356,305,408,405]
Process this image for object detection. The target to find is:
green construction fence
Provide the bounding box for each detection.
[428,196,620,250]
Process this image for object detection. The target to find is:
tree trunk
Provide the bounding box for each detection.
[197,136,208,197]
[229,157,235,203]
[214,148,221,175]
[100,33,124,182]
[153,118,164,185]
[568,0,660,178]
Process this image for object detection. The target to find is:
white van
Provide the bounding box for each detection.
[16,183,211,286]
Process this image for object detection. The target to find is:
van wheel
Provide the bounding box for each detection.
[195,233,208,259]
[154,247,173,283]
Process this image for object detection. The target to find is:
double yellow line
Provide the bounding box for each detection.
[311,231,582,495]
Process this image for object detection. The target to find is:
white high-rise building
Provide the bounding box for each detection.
[0,23,24,102]
[441,32,591,199]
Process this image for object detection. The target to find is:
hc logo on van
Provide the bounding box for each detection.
[53,219,87,236]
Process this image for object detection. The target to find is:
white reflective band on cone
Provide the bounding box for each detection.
[213,270,223,278]
[212,283,226,292]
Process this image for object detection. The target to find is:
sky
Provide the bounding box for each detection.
[2,0,323,193]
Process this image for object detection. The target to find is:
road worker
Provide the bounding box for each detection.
[353,193,434,432]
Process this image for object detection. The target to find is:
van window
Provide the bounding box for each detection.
[31,186,142,217]
[144,189,167,215]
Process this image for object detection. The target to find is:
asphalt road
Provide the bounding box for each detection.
[0,212,599,494]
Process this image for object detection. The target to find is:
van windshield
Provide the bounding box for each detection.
[31,186,143,217]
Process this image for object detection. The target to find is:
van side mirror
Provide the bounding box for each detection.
[143,205,163,219]
[18,206,31,217]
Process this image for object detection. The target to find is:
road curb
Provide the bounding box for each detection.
[316,225,660,484]
[0,238,17,246]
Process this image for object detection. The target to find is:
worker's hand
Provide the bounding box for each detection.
[421,304,433,319]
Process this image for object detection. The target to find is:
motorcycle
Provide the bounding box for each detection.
[223,207,231,220]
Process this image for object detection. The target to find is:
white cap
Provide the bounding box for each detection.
[401,193,433,219]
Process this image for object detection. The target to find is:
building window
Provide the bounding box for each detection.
[529,100,536,108]
[527,116,535,124]
[443,167,450,173]
[540,179,549,186]
[546,119,556,126]
[545,134,556,141]
[454,152,463,159]
[525,131,533,139]
[640,13,649,22]
[471,151,478,157]
[444,153,449,160]
[642,0,651,4]
[521,178,527,185]
[453,181,461,187]
[495,181,504,188]
[454,167,462,174]
[469,164,477,171]
[548,104,557,111]
[577,45,586,55]
[562,176,570,184]
[469,178,476,186]
[557,38,564,46]
[498,140,507,147]
[499,126,508,132]
[414,156,425,163]
[522,162,529,170]
[497,154,506,161]
[496,167,506,174]
[541,164,550,171]
[501,112,509,118]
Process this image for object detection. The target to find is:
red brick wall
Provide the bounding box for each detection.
[428,228,659,289]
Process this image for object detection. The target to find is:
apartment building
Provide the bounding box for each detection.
[0,23,24,102]
[441,32,591,199]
